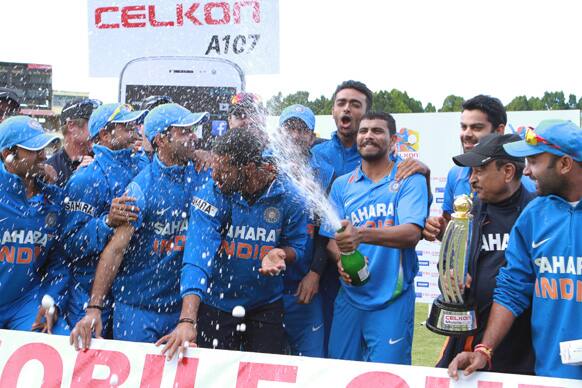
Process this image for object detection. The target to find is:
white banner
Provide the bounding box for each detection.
[268,110,581,303]
[87,0,279,77]
[0,330,579,387]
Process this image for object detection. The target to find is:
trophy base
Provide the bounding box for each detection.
[426,296,477,337]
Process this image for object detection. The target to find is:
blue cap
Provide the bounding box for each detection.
[279,104,315,131]
[503,119,582,162]
[0,116,59,151]
[144,103,210,143]
[88,103,148,139]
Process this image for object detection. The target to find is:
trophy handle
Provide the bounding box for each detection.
[439,221,456,303]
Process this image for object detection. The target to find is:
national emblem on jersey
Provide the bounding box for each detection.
[263,207,280,224]
[389,181,401,192]
[45,212,58,228]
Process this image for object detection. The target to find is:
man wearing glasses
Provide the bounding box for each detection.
[47,98,101,187]
[61,103,148,336]
[448,120,582,379]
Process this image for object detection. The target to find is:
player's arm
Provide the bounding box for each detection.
[158,186,227,359]
[33,233,71,334]
[69,224,135,350]
[156,294,201,361]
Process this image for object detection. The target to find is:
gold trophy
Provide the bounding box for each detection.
[426,195,477,336]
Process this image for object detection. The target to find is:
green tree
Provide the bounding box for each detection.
[266,92,283,115]
[541,91,567,110]
[372,89,424,113]
[311,95,333,115]
[424,102,436,112]
[506,95,529,111]
[439,95,464,112]
[568,94,578,109]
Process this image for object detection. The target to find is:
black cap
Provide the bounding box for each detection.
[60,98,102,126]
[140,95,173,111]
[0,87,20,108]
[453,134,525,167]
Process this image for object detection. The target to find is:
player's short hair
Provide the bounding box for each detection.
[360,111,397,135]
[332,80,373,112]
[462,95,507,130]
[212,127,265,167]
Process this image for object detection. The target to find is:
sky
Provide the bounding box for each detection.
[2,0,582,108]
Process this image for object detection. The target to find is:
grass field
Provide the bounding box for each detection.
[412,303,446,367]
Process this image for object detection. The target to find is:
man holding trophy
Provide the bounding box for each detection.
[427,134,535,374]
[447,120,582,379]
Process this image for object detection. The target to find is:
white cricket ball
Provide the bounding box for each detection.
[231,305,245,318]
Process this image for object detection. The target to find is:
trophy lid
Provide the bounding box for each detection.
[453,195,473,219]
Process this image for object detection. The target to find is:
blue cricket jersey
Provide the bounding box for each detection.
[494,195,582,379]
[0,163,69,309]
[312,132,360,177]
[443,165,535,214]
[62,144,149,295]
[112,155,210,311]
[321,157,429,310]
[181,176,308,312]
[283,153,334,292]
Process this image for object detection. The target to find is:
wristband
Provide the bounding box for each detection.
[85,304,104,311]
[178,318,195,326]
[474,344,493,370]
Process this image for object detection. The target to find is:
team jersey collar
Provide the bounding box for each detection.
[353,152,401,183]
[151,154,187,183]
[546,193,582,210]
[0,161,59,204]
[331,131,358,151]
[93,144,136,169]
[0,161,27,199]
[232,175,286,206]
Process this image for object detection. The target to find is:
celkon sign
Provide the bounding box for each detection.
[443,314,472,326]
[94,2,261,29]
[1,330,580,387]
[88,0,279,76]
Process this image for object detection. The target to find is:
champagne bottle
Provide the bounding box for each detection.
[340,249,370,286]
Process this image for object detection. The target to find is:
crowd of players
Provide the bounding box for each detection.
[0,82,580,380]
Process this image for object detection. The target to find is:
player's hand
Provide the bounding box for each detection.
[259,248,287,276]
[77,155,94,169]
[394,158,430,181]
[448,351,489,380]
[335,220,361,253]
[295,271,320,304]
[156,322,197,361]
[70,309,103,351]
[422,216,446,241]
[192,150,213,172]
[31,305,58,334]
[106,195,139,227]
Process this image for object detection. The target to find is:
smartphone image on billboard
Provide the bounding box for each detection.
[119,56,245,146]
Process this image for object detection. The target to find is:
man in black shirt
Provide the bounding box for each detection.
[0,88,20,123]
[47,98,101,187]
[434,134,536,375]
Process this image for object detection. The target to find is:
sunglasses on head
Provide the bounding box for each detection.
[524,127,561,150]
